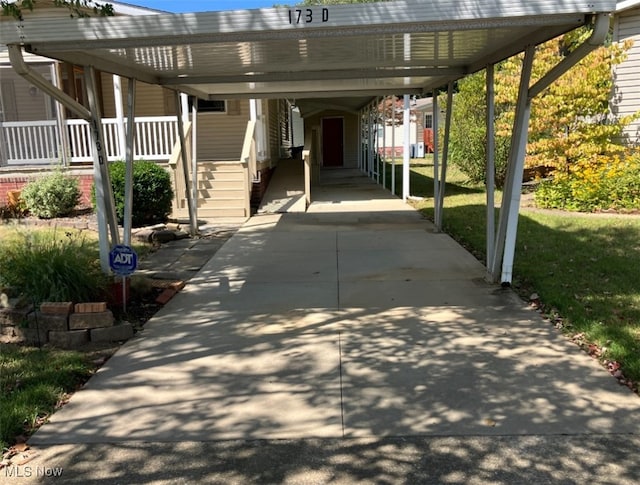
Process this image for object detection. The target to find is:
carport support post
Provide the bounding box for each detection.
[485,63,496,279]
[490,45,535,284]
[435,83,453,231]
[375,97,380,184]
[123,78,136,247]
[432,90,439,218]
[391,97,396,195]
[191,96,198,223]
[175,91,198,237]
[368,104,374,179]
[382,96,387,190]
[402,94,410,201]
[85,66,120,272]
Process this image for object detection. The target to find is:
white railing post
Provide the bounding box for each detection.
[113,75,127,160]
[4,116,180,165]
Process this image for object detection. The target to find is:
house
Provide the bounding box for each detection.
[612,0,640,146]
[0,1,298,219]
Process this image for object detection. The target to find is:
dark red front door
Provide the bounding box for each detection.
[322,118,344,167]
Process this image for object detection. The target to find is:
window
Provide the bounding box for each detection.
[424,113,433,129]
[196,99,226,113]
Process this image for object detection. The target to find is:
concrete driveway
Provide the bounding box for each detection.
[13,169,640,484]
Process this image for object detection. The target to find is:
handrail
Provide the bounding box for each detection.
[240,119,257,179]
[168,121,192,167]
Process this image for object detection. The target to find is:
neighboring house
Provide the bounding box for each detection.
[0,1,298,219]
[375,96,441,159]
[612,0,640,146]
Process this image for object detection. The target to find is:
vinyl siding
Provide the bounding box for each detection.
[196,100,251,161]
[613,8,640,145]
[0,64,53,121]
[267,99,281,160]
[100,74,175,118]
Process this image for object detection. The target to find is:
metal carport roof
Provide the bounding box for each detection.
[0,0,618,282]
[0,0,616,113]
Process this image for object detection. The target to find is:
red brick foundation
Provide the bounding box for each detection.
[0,171,94,208]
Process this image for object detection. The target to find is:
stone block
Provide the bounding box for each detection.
[40,301,73,315]
[13,325,49,346]
[152,230,177,244]
[74,302,108,313]
[27,312,69,331]
[90,323,134,343]
[0,306,33,326]
[49,329,88,349]
[69,310,114,330]
[134,228,155,243]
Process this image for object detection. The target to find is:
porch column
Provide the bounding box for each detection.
[175,91,198,236]
[113,75,127,160]
[50,63,70,166]
[250,99,267,163]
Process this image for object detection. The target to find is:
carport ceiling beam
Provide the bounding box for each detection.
[161,68,466,86]
[194,88,424,100]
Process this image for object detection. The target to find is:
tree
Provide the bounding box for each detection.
[1,0,113,20]
[446,26,635,189]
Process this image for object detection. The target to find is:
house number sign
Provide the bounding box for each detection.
[288,8,329,24]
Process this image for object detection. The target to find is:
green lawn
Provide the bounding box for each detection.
[383,158,640,390]
[0,344,95,449]
[0,223,151,448]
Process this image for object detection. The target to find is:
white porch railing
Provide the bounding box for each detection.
[0,116,178,165]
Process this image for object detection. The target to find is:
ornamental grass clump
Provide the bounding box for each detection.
[0,227,107,304]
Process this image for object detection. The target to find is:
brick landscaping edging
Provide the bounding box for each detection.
[0,301,130,349]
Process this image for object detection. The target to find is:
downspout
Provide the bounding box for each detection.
[50,63,70,165]
[529,14,611,99]
[8,45,90,121]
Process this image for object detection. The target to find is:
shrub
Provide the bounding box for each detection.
[20,171,80,219]
[535,153,640,212]
[0,228,108,303]
[94,161,173,227]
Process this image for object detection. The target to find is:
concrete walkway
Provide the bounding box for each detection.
[13,170,640,484]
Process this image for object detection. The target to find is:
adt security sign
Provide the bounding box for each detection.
[109,245,138,276]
